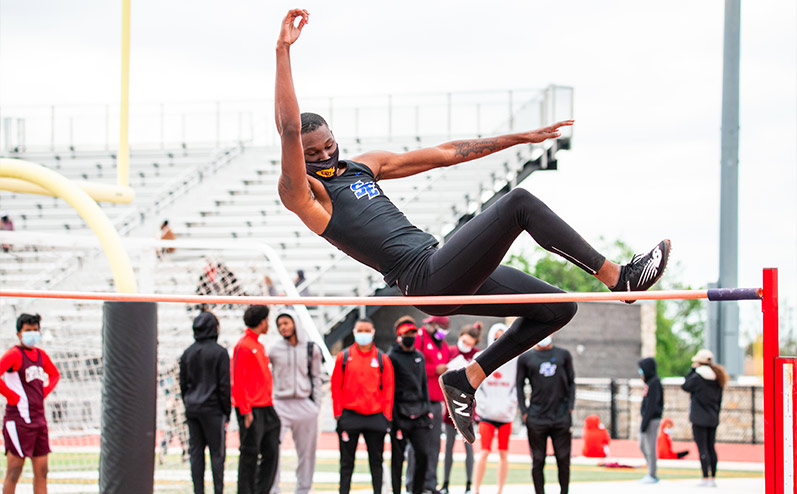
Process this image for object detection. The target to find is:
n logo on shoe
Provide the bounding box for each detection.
[453,399,469,417]
[637,247,662,288]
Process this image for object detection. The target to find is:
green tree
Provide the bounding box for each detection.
[507,240,704,376]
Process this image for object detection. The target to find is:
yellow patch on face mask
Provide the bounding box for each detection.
[315,167,335,178]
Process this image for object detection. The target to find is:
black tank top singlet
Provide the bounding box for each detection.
[317,161,438,285]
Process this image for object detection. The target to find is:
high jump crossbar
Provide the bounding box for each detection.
[0,287,762,306]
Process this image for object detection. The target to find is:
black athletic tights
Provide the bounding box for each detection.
[693,424,718,478]
[398,188,606,376]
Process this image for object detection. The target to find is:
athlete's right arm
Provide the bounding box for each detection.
[0,348,22,404]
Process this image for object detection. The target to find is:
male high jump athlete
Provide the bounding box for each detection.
[274,9,670,443]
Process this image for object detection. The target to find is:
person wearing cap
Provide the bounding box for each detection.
[637,357,663,484]
[473,323,517,494]
[406,315,451,493]
[179,311,231,494]
[232,305,281,494]
[517,336,575,494]
[331,318,395,494]
[268,308,324,494]
[682,349,728,488]
[387,316,433,494]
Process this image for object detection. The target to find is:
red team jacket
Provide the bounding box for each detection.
[231,329,273,415]
[0,346,60,424]
[330,344,394,420]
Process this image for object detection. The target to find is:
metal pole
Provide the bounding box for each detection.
[508,89,514,131]
[717,0,742,376]
[762,268,778,494]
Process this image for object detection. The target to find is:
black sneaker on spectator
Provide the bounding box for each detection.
[611,239,671,303]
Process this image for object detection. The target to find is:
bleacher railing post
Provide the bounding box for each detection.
[762,267,778,494]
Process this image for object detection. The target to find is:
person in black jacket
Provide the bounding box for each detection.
[387,316,433,494]
[682,349,727,488]
[637,357,663,484]
[179,311,231,494]
[516,336,575,494]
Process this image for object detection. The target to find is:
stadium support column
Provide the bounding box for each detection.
[100,302,157,494]
[715,0,742,376]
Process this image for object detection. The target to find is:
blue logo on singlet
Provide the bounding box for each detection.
[350,180,380,199]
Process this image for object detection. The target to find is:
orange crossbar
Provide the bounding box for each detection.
[0,289,714,306]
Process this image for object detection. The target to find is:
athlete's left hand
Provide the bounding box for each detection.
[521,120,574,143]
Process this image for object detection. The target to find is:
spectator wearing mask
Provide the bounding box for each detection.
[637,357,663,484]
[160,219,176,254]
[179,311,231,494]
[268,308,324,494]
[657,417,688,460]
[517,336,575,494]
[407,315,451,493]
[331,318,394,494]
[232,305,281,494]
[682,349,728,488]
[387,316,432,494]
[581,415,611,458]
[441,323,482,494]
[473,323,517,494]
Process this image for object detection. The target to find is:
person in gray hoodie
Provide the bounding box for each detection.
[268,308,324,494]
[179,311,231,494]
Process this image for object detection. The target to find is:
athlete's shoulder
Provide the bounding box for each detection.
[0,346,23,371]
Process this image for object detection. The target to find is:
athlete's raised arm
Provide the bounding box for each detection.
[355,120,574,181]
[275,10,313,209]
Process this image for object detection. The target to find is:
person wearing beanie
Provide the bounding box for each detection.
[268,308,324,494]
[473,323,517,494]
[582,415,611,458]
[407,315,451,493]
[517,336,575,494]
[387,316,433,494]
[637,357,663,484]
[179,311,231,494]
[682,349,728,488]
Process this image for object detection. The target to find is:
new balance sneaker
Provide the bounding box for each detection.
[439,370,476,444]
[611,239,671,303]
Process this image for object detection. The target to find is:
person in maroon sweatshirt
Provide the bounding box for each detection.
[0,313,60,494]
[231,305,280,494]
[331,318,395,494]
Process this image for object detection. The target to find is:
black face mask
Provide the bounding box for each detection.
[400,335,416,348]
[305,145,340,180]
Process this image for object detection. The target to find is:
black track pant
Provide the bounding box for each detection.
[236,406,281,494]
[187,412,227,494]
[338,428,386,494]
[390,424,429,494]
[692,424,718,478]
[399,188,605,375]
[527,421,572,494]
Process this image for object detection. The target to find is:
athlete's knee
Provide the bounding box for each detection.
[551,301,577,326]
[5,464,23,482]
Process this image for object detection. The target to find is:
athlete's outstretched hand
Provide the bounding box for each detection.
[522,120,574,144]
[278,9,309,47]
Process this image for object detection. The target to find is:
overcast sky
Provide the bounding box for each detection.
[1,0,795,337]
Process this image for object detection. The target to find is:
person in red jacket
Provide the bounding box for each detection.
[0,313,60,494]
[231,305,281,494]
[657,418,689,460]
[331,318,394,494]
[581,415,610,458]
